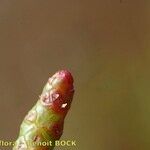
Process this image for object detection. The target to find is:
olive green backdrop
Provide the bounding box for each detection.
[0,0,150,150]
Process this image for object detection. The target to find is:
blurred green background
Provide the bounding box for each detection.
[0,0,150,150]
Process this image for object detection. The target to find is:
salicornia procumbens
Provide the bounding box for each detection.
[13,70,74,150]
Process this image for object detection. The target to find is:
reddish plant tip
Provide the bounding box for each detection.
[51,70,74,114]
[49,70,74,95]
[41,70,74,114]
[54,70,74,85]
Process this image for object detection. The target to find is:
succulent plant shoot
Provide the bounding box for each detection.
[13,70,75,150]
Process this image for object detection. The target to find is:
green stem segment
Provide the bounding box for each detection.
[13,70,74,150]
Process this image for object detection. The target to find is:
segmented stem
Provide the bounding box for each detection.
[13,70,74,150]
